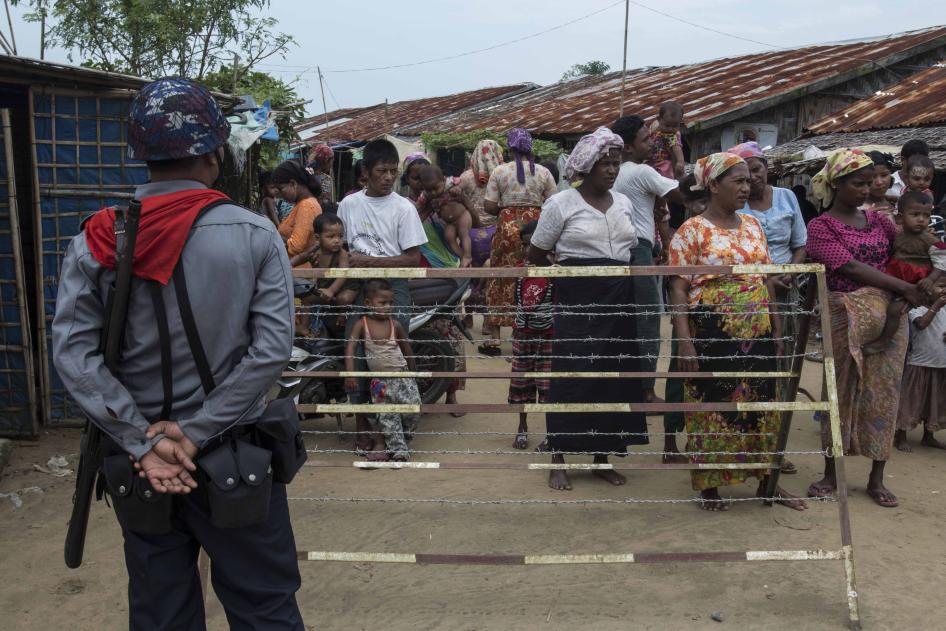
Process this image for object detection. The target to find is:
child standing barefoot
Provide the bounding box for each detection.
[647,101,686,180]
[345,280,421,462]
[863,192,946,355]
[894,291,946,452]
[507,221,554,449]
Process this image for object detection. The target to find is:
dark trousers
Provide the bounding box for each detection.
[630,239,660,390]
[121,483,303,631]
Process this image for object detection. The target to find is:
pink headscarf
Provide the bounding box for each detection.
[308,143,334,165]
[726,141,765,161]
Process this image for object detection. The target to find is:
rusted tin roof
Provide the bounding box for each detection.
[296,83,536,145]
[399,26,946,137]
[806,63,946,133]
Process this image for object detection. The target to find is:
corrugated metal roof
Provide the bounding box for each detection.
[806,63,946,133]
[296,83,536,145]
[0,55,240,105]
[399,26,946,137]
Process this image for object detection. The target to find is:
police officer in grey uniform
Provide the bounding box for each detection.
[52,78,304,630]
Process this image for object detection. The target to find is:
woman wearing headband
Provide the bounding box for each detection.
[528,127,647,491]
[668,152,806,512]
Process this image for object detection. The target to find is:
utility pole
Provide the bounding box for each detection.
[3,0,17,55]
[317,66,330,132]
[39,0,46,60]
[231,53,240,92]
[619,0,629,117]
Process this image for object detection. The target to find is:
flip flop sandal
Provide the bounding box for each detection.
[477,344,501,357]
[353,436,375,455]
[806,483,835,499]
[365,451,391,463]
[513,432,528,450]
[867,488,899,508]
[780,460,798,475]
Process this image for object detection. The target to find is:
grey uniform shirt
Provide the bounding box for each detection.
[52,179,294,460]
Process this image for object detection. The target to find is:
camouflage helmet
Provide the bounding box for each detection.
[127,78,230,161]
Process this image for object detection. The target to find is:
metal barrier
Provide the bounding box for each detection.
[285,263,860,630]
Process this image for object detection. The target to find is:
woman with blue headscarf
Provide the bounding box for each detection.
[480,128,558,355]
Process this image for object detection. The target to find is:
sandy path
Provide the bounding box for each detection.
[2,326,945,630]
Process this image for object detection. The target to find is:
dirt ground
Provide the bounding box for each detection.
[2,322,946,631]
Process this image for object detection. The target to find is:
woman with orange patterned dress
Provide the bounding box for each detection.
[668,152,806,512]
[480,129,557,355]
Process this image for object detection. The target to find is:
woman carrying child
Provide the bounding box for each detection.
[272,159,323,259]
[346,280,421,462]
[806,149,926,508]
[401,156,469,412]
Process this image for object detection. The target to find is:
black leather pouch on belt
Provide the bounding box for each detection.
[198,439,273,529]
[254,397,307,484]
[101,454,173,535]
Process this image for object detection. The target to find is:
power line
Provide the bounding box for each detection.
[257,0,626,74]
[321,72,342,110]
[627,0,778,50]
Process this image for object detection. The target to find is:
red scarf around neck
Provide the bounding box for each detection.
[85,188,229,284]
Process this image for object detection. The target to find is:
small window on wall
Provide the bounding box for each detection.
[721,123,777,150]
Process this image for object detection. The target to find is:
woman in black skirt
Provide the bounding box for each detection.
[528,127,647,490]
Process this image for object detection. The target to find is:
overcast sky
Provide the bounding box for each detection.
[7,1,946,118]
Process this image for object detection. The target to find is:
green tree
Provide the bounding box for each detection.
[561,60,611,81]
[15,0,294,80]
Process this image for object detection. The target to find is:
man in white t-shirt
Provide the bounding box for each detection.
[612,115,683,409]
[337,138,427,450]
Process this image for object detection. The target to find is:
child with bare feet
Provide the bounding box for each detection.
[865,192,946,355]
[647,100,686,180]
[894,290,946,452]
[345,280,421,462]
[291,213,360,332]
[418,164,477,267]
[507,221,554,450]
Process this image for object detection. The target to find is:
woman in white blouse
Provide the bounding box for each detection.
[528,127,648,491]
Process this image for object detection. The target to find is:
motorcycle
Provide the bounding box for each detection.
[274,278,473,413]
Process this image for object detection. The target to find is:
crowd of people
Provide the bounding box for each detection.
[259,105,946,511]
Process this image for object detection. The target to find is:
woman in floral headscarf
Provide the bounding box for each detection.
[528,127,646,491]
[308,143,336,205]
[481,129,557,355]
[805,149,925,508]
[668,152,806,512]
[459,140,505,324]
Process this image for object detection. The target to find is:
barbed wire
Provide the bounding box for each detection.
[289,495,837,506]
[300,352,809,361]
[292,335,797,344]
[306,448,826,457]
[301,429,778,438]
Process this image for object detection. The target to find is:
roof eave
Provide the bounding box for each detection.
[687,31,946,133]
